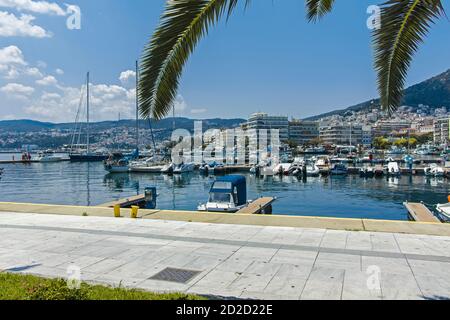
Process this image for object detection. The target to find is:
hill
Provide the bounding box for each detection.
[307,69,450,120]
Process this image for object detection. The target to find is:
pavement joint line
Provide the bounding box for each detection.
[1,223,450,264]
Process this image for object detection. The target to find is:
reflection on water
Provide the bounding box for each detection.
[1,160,449,221]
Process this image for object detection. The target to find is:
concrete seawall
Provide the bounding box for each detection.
[0,202,449,237]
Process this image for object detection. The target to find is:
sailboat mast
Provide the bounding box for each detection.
[86,72,90,154]
[135,61,139,149]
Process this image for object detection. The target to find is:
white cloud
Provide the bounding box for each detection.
[190,108,207,115]
[0,11,51,38]
[174,94,187,113]
[0,0,66,16]
[36,74,57,85]
[25,66,42,77]
[55,68,63,75]
[0,45,25,65]
[0,82,34,99]
[25,82,137,122]
[119,70,136,84]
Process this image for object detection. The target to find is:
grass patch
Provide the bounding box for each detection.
[0,273,205,301]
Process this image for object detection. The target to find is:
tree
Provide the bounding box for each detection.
[139,0,446,120]
[373,137,392,150]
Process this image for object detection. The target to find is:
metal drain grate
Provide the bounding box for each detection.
[149,267,201,284]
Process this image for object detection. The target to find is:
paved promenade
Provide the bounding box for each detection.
[0,212,449,300]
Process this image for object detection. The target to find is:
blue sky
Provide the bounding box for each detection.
[0,0,449,122]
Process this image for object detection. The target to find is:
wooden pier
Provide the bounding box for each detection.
[98,194,146,208]
[403,202,440,223]
[237,197,276,215]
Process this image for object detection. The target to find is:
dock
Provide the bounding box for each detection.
[403,202,440,223]
[237,197,276,214]
[98,194,146,208]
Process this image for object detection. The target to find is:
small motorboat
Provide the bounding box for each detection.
[360,166,375,178]
[315,156,331,175]
[33,151,62,163]
[197,175,276,213]
[385,162,401,177]
[173,162,196,174]
[436,203,450,222]
[424,164,445,178]
[272,163,291,175]
[330,163,348,176]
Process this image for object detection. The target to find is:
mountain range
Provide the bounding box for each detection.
[0,118,246,133]
[1,68,450,131]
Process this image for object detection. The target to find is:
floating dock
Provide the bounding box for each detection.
[237,197,276,214]
[403,202,440,223]
[98,194,146,208]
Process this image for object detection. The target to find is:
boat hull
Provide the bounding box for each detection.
[70,154,108,162]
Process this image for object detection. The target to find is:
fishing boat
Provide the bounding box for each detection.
[197,175,249,213]
[69,72,108,162]
[32,150,62,163]
[173,162,196,174]
[436,202,450,222]
[385,161,401,177]
[330,163,348,175]
[424,164,445,178]
[359,166,375,178]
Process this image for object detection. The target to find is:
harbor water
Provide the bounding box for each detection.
[1,155,449,221]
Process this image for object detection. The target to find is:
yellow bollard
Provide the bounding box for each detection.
[114,205,121,218]
[131,206,139,219]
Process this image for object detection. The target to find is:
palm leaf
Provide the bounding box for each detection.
[306,0,335,22]
[374,0,445,114]
[139,0,250,120]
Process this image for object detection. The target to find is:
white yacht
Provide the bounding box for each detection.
[33,151,62,163]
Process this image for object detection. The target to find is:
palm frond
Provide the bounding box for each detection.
[139,0,250,120]
[306,0,335,22]
[374,0,444,114]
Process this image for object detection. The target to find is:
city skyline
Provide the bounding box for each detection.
[0,0,449,123]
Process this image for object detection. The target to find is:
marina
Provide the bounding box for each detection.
[1,154,450,222]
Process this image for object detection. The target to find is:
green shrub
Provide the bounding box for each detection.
[26,279,88,300]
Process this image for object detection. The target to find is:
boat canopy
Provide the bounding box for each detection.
[210,175,247,206]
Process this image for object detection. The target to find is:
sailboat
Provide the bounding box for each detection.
[105,62,141,173]
[70,72,108,162]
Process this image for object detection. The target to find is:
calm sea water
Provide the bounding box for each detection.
[1,153,449,221]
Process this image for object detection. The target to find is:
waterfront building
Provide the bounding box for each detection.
[362,126,373,147]
[434,118,450,146]
[372,120,412,137]
[288,119,319,145]
[319,123,363,146]
[241,113,289,142]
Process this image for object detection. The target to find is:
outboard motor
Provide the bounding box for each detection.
[144,187,157,209]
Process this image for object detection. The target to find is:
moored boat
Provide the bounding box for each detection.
[173,162,196,174]
[330,163,348,176]
[360,166,375,178]
[197,175,249,213]
[424,164,445,178]
[436,203,450,222]
[33,151,63,163]
[385,162,401,177]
